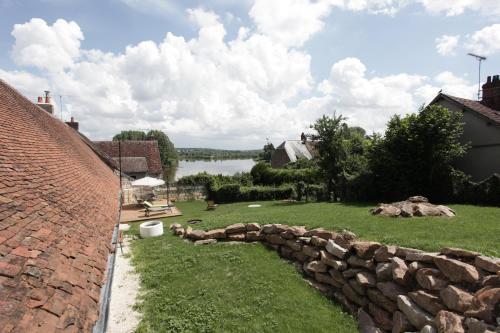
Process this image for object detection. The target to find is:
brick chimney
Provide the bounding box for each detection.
[36,91,54,115]
[481,75,500,111]
[65,117,79,131]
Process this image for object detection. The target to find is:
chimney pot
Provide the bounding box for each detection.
[44,90,51,104]
[71,116,74,122]
[37,96,43,103]
[481,74,500,111]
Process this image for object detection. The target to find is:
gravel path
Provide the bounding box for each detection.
[106,237,141,333]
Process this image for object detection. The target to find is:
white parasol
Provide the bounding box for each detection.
[131,176,165,187]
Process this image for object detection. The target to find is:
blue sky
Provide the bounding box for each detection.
[0,0,499,148]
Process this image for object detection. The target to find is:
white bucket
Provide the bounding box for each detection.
[139,220,164,238]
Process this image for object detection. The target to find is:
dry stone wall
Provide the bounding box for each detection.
[169,223,500,333]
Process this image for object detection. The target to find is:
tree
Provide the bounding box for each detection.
[311,115,372,200]
[112,130,147,141]
[113,129,178,168]
[145,130,178,167]
[260,142,275,162]
[310,114,348,200]
[369,104,468,201]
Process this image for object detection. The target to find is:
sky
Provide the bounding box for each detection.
[0,0,499,149]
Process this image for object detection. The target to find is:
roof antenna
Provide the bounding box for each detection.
[468,53,487,101]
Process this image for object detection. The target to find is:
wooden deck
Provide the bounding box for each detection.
[120,200,182,223]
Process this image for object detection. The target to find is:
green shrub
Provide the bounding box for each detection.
[251,162,321,186]
[305,184,328,202]
[452,173,500,206]
[211,184,295,203]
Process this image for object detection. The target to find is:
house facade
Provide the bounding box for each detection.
[0,80,120,331]
[430,74,500,181]
[93,141,163,179]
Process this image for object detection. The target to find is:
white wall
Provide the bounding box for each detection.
[435,99,500,181]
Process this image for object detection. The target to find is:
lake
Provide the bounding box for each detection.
[172,159,256,180]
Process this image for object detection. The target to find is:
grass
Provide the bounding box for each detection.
[128,201,500,332]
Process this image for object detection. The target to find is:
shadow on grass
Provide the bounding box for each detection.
[270,201,309,207]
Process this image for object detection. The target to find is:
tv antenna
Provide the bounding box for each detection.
[468,53,487,100]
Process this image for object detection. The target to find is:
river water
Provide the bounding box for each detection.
[170,159,256,180]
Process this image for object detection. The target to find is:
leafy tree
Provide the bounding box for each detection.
[369,104,468,201]
[310,115,371,200]
[310,114,348,199]
[260,142,275,162]
[113,130,147,141]
[145,130,178,167]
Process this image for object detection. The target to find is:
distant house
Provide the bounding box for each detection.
[0,79,120,330]
[430,74,500,181]
[271,139,318,168]
[93,141,163,179]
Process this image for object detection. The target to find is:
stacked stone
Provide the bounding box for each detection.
[169,223,500,333]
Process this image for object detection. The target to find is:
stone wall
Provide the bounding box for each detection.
[169,223,500,333]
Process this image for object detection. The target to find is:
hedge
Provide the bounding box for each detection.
[251,162,321,186]
[210,184,295,203]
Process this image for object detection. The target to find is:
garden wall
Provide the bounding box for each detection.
[170,223,500,333]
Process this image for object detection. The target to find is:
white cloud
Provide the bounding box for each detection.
[0,69,51,99]
[465,23,500,56]
[249,0,336,47]
[414,71,477,102]
[315,57,428,131]
[435,34,460,56]
[417,0,500,16]
[1,14,314,147]
[0,4,480,147]
[11,18,83,72]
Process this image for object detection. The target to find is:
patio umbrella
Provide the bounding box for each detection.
[131,176,165,187]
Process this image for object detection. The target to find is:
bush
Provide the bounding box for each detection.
[452,173,500,206]
[210,184,295,203]
[251,162,321,186]
[305,184,328,202]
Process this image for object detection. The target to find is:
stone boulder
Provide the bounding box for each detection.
[225,223,247,234]
[370,196,455,218]
[396,295,434,330]
[436,310,465,333]
[464,287,500,324]
[433,256,480,284]
[439,285,474,313]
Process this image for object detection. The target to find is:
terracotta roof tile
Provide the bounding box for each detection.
[94,140,163,176]
[440,93,500,125]
[0,79,120,332]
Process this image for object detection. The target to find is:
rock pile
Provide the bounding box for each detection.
[170,223,499,333]
[371,196,456,218]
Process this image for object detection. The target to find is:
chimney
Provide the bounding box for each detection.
[36,91,54,115]
[481,75,500,111]
[65,116,79,131]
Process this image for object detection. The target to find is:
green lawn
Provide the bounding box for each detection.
[128,201,500,332]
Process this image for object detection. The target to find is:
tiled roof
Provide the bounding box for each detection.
[0,79,120,332]
[435,93,500,125]
[111,157,148,173]
[93,141,163,176]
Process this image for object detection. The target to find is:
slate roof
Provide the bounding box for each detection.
[431,93,500,126]
[93,141,163,176]
[0,79,120,332]
[271,140,317,168]
[111,157,148,174]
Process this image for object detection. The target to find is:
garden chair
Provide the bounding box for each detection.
[206,200,218,210]
[143,201,173,217]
